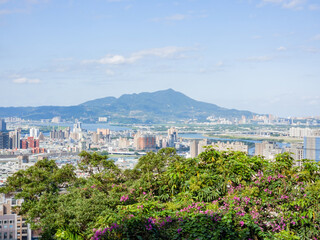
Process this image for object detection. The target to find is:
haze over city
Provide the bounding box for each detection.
[1,0,320,117]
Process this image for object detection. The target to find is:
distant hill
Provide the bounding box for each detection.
[0,89,255,123]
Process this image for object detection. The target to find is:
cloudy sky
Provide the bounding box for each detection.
[0,0,319,117]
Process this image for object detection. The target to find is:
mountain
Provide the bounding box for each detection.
[0,89,255,123]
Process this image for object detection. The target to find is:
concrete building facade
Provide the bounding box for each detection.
[304,137,320,162]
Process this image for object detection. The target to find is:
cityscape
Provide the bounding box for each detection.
[1,105,320,239]
[1,0,320,239]
[1,110,320,180]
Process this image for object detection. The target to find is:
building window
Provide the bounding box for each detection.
[11,199,16,205]
[3,232,7,239]
[9,220,13,224]
[3,220,7,224]
[9,232,13,240]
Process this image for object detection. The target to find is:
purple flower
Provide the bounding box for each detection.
[120,195,129,202]
[239,221,244,227]
[177,228,182,233]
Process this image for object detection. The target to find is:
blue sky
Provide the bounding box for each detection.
[0,0,320,117]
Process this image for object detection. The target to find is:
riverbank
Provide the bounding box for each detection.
[205,134,303,143]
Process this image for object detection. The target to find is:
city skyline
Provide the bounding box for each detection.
[1,0,320,117]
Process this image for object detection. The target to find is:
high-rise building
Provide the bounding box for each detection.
[38,132,45,141]
[190,140,199,158]
[92,132,99,144]
[289,127,313,138]
[198,139,208,155]
[304,137,320,162]
[0,194,35,240]
[133,132,156,150]
[64,127,70,139]
[0,119,6,132]
[70,132,81,141]
[255,141,282,160]
[97,129,111,142]
[73,122,82,133]
[21,139,28,149]
[20,137,39,150]
[29,128,40,139]
[167,127,178,147]
[0,132,10,149]
[190,139,248,158]
[9,130,21,149]
[118,137,130,149]
[50,128,70,140]
[286,143,304,166]
[212,141,248,154]
[97,128,110,136]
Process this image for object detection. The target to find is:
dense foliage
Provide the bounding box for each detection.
[1,148,320,240]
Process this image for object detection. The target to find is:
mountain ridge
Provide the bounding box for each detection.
[0,89,256,123]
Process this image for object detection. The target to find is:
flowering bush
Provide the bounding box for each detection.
[2,148,320,240]
[88,149,320,240]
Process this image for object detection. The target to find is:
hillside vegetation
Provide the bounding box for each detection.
[0,89,254,122]
[1,148,320,240]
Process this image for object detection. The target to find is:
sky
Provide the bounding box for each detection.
[0,0,320,117]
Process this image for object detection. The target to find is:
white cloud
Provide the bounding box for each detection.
[216,61,224,67]
[245,56,273,62]
[0,8,27,15]
[260,0,307,10]
[0,0,49,15]
[54,57,73,62]
[252,35,262,39]
[152,14,187,22]
[199,61,225,74]
[309,4,320,10]
[312,34,320,40]
[84,46,192,65]
[302,47,319,53]
[152,11,207,22]
[283,0,306,9]
[135,46,189,58]
[25,0,49,4]
[263,0,285,3]
[96,55,139,65]
[277,46,287,51]
[165,14,187,21]
[12,77,41,84]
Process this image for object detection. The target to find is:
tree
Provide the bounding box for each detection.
[0,158,76,238]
